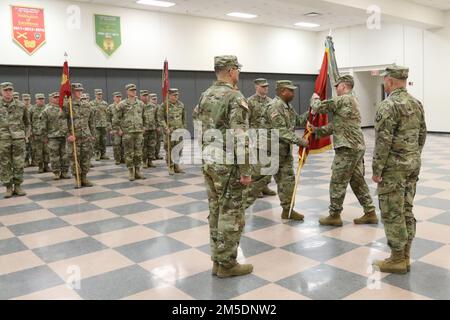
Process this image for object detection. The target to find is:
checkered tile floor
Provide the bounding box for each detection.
[0,129,449,300]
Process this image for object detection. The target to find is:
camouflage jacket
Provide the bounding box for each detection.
[90,99,109,128]
[373,88,427,176]
[157,100,187,131]
[29,104,47,135]
[0,98,30,140]
[107,102,121,132]
[265,96,308,156]
[196,80,252,176]
[41,103,69,139]
[114,98,145,134]
[66,99,95,139]
[311,92,365,151]
[247,94,272,129]
[143,102,159,131]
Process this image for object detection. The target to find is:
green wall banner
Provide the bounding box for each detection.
[94,14,121,56]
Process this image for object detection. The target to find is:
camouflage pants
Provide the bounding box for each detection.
[244,158,272,209]
[95,127,107,156]
[33,135,50,165]
[143,130,157,162]
[203,164,245,266]
[69,138,93,175]
[0,139,25,186]
[111,133,124,163]
[123,132,143,168]
[25,140,32,164]
[329,148,375,216]
[155,129,162,158]
[48,137,69,174]
[378,169,419,251]
[164,134,183,167]
[273,153,296,210]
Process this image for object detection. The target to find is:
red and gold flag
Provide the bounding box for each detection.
[162,59,169,102]
[59,61,71,109]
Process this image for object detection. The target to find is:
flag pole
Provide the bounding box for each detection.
[166,95,171,172]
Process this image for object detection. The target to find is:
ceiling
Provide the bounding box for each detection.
[56,0,450,31]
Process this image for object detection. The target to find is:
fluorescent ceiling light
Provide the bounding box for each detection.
[226,12,258,19]
[136,0,175,8]
[294,22,320,28]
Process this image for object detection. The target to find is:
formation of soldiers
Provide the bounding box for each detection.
[0,58,426,279]
[0,81,187,192]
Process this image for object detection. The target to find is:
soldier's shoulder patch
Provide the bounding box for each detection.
[239,99,249,110]
[375,113,383,122]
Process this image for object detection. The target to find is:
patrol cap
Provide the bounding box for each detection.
[214,55,242,69]
[276,80,297,90]
[381,64,409,79]
[335,75,354,87]
[35,93,45,99]
[13,92,20,98]
[1,82,14,90]
[149,93,157,98]
[168,88,179,95]
[22,93,31,100]
[254,78,269,86]
[81,93,87,99]
[125,83,137,91]
[140,90,149,96]
[71,83,84,91]
[94,89,103,95]
[49,92,60,98]
[113,91,122,97]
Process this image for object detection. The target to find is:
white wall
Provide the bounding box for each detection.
[353,71,382,127]
[0,0,318,74]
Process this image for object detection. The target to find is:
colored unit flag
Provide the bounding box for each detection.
[59,61,71,109]
[162,59,169,101]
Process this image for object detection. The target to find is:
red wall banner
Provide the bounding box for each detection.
[11,5,46,55]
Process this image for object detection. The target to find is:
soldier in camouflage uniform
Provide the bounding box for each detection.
[265,80,309,221]
[157,88,187,175]
[197,55,253,278]
[67,83,96,188]
[142,91,158,169]
[244,78,276,207]
[22,93,33,167]
[107,92,124,165]
[13,92,20,101]
[41,92,70,180]
[91,89,110,161]
[114,84,146,181]
[152,94,163,160]
[0,82,30,198]
[30,93,50,173]
[310,75,377,227]
[372,65,426,274]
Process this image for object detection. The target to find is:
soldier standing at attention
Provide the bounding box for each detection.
[108,92,124,165]
[372,65,426,274]
[13,92,20,101]
[67,83,96,188]
[152,94,163,160]
[41,92,71,180]
[310,75,377,227]
[142,92,158,169]
[115,84,146,181]
[157,88,187,175]
[0,82,30,198]
[197,55,254,278]
[30,93,50,173]
[91,89,109,161]
[22,93,33,167]
[265,80,309,221]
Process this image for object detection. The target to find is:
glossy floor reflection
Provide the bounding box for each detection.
[0,129,449,300]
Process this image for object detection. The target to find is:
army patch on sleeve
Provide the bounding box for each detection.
[239,99,249,110]
[376,113,383,122]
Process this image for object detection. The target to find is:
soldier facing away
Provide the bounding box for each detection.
[310,74,377,227]
[197,55,254,278]
[372,65,427,274]
[0,82,30,198]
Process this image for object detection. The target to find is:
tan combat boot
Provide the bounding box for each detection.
[405,242,412,272]
[212,262,219,276]
[100,154,109,160]
[354,211,379,224]
[81,175,93,187]
[128,168,135,181]
[13,184,26,196]
[168,166,175,176]
[60,172,71,179]
[135,167,146,180]
[148,160,156,168]
[43,163,51,172]
[373,250,407,274]
[319,214,343,226]
[281,209,304,221]
[53,172,61,180]
[174,164,185,174]
[38,163,44,173]
[262,185,276,196]
[95,153,101,161]
[4,185,13,198]
[143,161,149,169]
[217,263,254,278]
